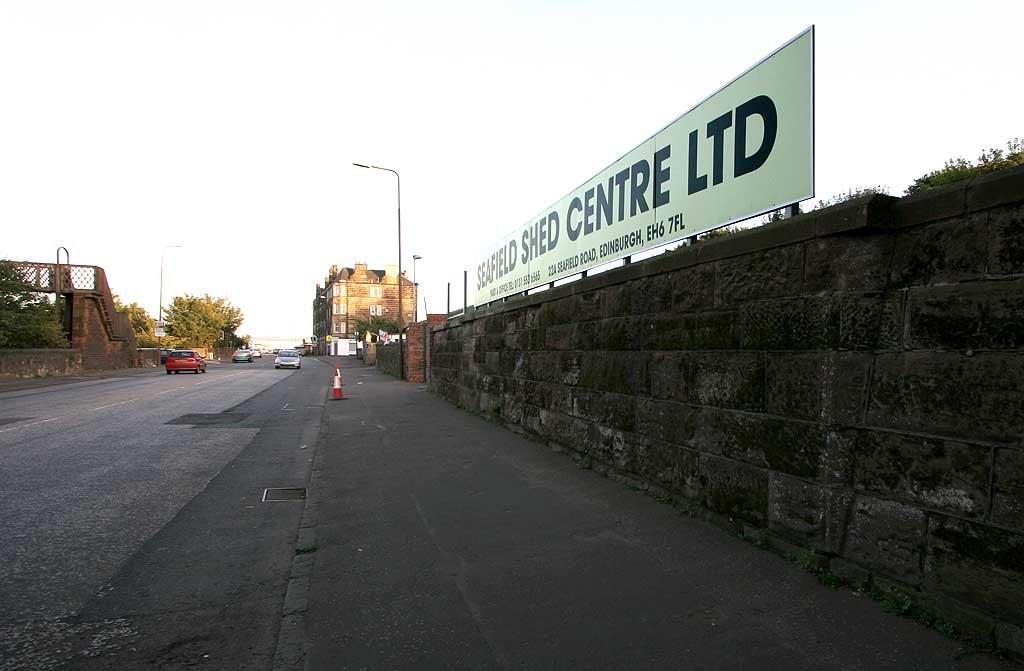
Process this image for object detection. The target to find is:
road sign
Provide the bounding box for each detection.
[155,320,166,328]
[154,327,166,337]
[311,335,318,343]
[325,335,332,343]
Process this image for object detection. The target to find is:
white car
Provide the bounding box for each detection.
[275,350,301,369]
[251,349,262,358]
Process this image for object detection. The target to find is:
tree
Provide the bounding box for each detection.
[353,316,399,342]
[907,138,1024,194]
[164,294,245,349]
[0,260,69,348]
[112,294,158,348]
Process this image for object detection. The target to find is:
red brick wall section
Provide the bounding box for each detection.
[404,314,448,383]
[70,294,137,370]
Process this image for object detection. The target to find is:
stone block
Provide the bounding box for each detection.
[483,351,500,375]
[843,495,927,585]
[635,399,698,446]
[690,351,766,412]
[891,184,966,228]
[641,440,702,496]
[815,193,897,235]
[538,410,589,454]
[715,245,804,306]
[994,622,1024,659]
[540,296,581,326]
[689,407,828,480]
[839,293,902,351]
[668,263,716,312]
[767,474,852,553]
[889,213,988,287]
[649,352,691,403]
[699,453,768,525]
[544,323,576,351]
[597,283,633,319]
[802,234,894,293]
[643,312,739,350]
[924,515,1024,626]
[738,296,840,350]
[866,352,1024,443]
[629,273,674,315]
[766,352,871,424]
[905,280,1024,350]
[851,429,990,518]
[592,317,639,351]
[966,164,1024,212]
[572,389,637,432]
[578,352,650,395]
[988,203,1024,276]
[992,448,1024,532]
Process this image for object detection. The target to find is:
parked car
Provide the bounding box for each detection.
[232,349,253,363]
[160,347,172,364]
[165,349,207,374]
[274,350,301,369]
[251,349,262,358]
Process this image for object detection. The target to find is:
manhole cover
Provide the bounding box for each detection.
[262,487,306,502]
[167,413,248,426]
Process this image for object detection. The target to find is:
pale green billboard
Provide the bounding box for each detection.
[474,26,814,306]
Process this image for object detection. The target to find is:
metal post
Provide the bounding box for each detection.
[463,270,468,314]
[446,282,450,315]
[55,246,69,333]
[354,163,403,379]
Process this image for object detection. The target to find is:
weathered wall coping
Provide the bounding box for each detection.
[439,164,1024,332]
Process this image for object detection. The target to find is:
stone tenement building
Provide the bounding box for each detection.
[313,263,417,355]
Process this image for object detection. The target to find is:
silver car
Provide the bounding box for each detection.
[274,349,301,369]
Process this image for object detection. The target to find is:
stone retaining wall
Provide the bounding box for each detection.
[430,165,1024,654]
[0,349,83,378]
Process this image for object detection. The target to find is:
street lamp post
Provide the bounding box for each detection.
[353,162,404,379]
[412,254,422,323]
[158,245,182,362]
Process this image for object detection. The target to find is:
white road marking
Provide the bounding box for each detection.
[91,399,137,411]
[152,388,185,396]
[0,417,60,432]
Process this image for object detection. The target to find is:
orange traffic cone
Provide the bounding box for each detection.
[332,374,345,400]
[335,364,340,377]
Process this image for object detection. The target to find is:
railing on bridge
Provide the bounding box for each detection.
[11,262,129,342]
[15,262,98,292]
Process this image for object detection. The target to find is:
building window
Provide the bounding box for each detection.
[370,304,383,316]
[334,323,341,334]
[369,286,382,298]
[340,322,347,334]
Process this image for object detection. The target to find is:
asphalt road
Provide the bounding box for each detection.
[0,355,329,671]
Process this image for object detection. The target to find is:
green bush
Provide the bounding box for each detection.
[0,260,69,348]
[907,138,1024,194]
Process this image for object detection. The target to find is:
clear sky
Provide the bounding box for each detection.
[2,0,1021,341]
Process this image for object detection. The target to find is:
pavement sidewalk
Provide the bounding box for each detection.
[299,358,1014,670]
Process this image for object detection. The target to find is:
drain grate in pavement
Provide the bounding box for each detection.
[166,413,248,426]
[0,418,32,427]
[262,487,307,502]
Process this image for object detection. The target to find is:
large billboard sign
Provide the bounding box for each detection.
[474,27,814,306]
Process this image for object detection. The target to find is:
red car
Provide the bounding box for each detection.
[165,349,207,374]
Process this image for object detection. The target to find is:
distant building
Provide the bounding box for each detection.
[313,263,417,356]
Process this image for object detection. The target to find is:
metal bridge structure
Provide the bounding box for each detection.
[11,261,138,368]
